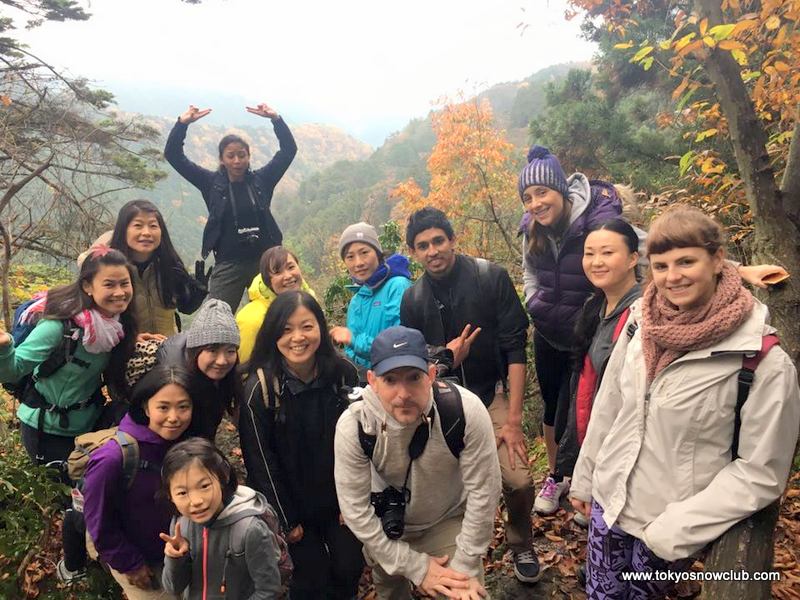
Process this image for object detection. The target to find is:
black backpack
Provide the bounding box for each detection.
[357,379,466,460]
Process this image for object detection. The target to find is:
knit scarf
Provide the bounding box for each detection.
[72,308,125,354]
[641,262,754,385]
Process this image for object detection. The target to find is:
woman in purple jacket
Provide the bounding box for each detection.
[82,365,192,600]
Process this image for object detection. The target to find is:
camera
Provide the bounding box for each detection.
[237,226,261,247]
[370,486,410,540]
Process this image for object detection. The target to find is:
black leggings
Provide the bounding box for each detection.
[288,518,364,600]
[533,330,572,440]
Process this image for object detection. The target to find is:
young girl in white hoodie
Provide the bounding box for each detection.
[160,437,282,599]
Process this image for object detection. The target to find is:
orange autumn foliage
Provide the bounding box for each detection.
[390,98,522,269]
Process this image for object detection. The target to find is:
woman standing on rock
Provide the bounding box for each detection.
[164,102,297,312]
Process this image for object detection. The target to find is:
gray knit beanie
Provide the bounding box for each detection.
[186,299,240,349]
[338,222,382,258]
[518,145,570,200]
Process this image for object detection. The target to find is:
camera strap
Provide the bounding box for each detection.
[228,182,259,231]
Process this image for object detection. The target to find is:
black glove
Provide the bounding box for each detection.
[195,260,213,288]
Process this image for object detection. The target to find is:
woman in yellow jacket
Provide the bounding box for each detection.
[236,246,316,363]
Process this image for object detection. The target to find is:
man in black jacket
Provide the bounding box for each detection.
[400,207,540,584]
[164,102,297,311]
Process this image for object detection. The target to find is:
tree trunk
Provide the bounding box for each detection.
[691,2,800,597]
[699,502,780,600]
[0,221,12,330]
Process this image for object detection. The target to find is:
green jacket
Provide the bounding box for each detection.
[1,319,107,436]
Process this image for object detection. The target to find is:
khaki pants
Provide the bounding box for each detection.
[488,390,535,551]
[86,533,179,600]
[366,514,487,600]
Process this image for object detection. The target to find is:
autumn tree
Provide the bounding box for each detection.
[391,97,523,273]
[0,0,165,327]
[566,1,800,598]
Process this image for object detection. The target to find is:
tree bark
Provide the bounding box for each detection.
[781,115,800,229]
[699,502,780,600]
[695,0,800,364]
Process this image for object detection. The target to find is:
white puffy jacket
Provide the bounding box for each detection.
[571,298,800,561]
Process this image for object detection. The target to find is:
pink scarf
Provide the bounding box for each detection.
[72,308,125,354]
[641,262,754,385]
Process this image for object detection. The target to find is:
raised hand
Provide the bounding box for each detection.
[178,105,212,124]
[0,332,11,347]
[737,264,790,289]
[330,326,353,346]
[159,521,190,559]
[446,324,482,368]
[246,103,279,120]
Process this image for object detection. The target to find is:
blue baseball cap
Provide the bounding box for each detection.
[370,326,429,376]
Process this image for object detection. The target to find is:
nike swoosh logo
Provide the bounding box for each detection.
[392,342,408,348]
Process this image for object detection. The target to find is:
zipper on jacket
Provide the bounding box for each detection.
[202,527,208,600]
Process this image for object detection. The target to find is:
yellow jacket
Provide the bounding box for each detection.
[235,274,316,363]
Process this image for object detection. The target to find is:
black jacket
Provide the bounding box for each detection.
[400,254,529,406]
[238,364,357,531]
[164,118,297,259]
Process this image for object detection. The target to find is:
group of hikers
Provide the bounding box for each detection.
[1,102,798,600]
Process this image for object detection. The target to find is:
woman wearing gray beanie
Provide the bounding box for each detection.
[155,299,243,439]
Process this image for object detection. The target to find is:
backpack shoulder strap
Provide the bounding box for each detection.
[112,430,140,489]
[36,320,88,380]
[358,421,376,460]
[228,514,257,555]
[433,380,466,458]
[610,308,632,343]
[256,368,282,410]
[732,334,780,460]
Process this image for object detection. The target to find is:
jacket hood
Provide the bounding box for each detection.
[211,485,269,528]
[353,385,433,436]
[347,253,412,291]
[247,273,315,303]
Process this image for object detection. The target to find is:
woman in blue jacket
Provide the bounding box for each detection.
[329,222,413,379]
[164,103,297,312]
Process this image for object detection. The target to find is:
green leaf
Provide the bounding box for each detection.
[695,128,718,142]
[630,45,654,63]
[642,56,654,71]
[679,151,695,176]
[676,86,699,111]
[708,24,736,41]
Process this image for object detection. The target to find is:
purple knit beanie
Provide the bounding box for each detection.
[517,145,569,200]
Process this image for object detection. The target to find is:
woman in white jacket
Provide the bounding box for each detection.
[570,206,800,599]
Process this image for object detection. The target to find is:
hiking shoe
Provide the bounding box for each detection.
[573,510,589,528]
[513,549,542,583]
[56,559,86,585]
[533,476,570,514]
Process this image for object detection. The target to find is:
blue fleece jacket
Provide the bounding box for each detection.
[345,254,413,369]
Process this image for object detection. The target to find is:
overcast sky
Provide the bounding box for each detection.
[16,0,595,145]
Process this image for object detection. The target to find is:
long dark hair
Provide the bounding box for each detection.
[128,364,192,426]
[44,247,138,395]
[248,291,353,385]
[110,199,188,308]
[161,437,238,509]
[186,344,242,416]
[572,219,640,369]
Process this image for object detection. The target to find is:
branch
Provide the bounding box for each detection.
[0,156,52,216]
[780,113,800,229]
[475,163,521,258]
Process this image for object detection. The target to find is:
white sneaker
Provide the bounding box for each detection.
[533,476,570,514]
